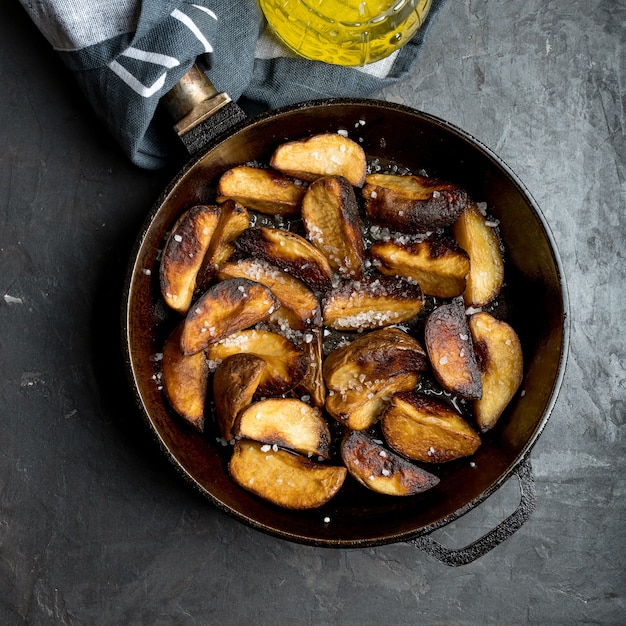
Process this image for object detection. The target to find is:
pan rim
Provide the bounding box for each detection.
[121,98,570,548]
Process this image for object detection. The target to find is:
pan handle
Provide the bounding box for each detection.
[160,61,247,156]
[408,456,536,566]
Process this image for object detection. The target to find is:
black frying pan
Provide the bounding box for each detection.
[122,73,569,565]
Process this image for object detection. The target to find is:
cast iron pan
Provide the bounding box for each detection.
[123,86,569,564]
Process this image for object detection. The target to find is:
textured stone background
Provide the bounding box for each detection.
[1,1,624,624]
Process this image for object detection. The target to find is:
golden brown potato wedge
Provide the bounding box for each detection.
[216,166,307,216]
[270,132,367,187]
[452,202,504,307]
[370,235,470,298]
[161,324,210,431]
[322,276,425,331]
[196,200,250,289]
[301,175,366,279]
[294,328,326,408]
[322,327,428,393]
[325,371,419,430]
[235,398,331,459]
[341,430,440,496]
[181,278,278,355]
[424,297,482,400]
[210,200,251,266]
[212,353,267,441]
[160,205,221,313]
[382,391,481,462]
[218,258,321,331]
[363,173,468,233]
[229,439,347,510]
[469,312,523,432]
[233,227,333,292]
[207,329,307,397]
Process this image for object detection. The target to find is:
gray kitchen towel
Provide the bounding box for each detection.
[19,0,445,169]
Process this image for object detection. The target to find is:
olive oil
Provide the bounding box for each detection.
[259,0,432,66]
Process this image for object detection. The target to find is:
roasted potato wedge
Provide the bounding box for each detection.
[469,312,523,432]
[452,202,504,307]
[370,235,470,298]
[233,226,333,292]
[363,173,468,233]
[322,276,425,331]
[322,327,428,392]
[212,353,267,441]
[229,439,347,510]
[270,132,367,187]
[216,166,306,216]
[424,297,482,400]
[235,398,331,459]
[160,204,221,313]
[218,258,321,331]
[181,278,278,355]
[382,392,481,462]
[207,329,307,397]
[161,324,209,431]
[341,430,440,496]
[301,175,366,279]
[196,200,250,289]
[200,200,250,280]
[325,371,419,430]
[294,328,326,408]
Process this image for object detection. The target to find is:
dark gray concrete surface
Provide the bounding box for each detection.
[1,1,624,624]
